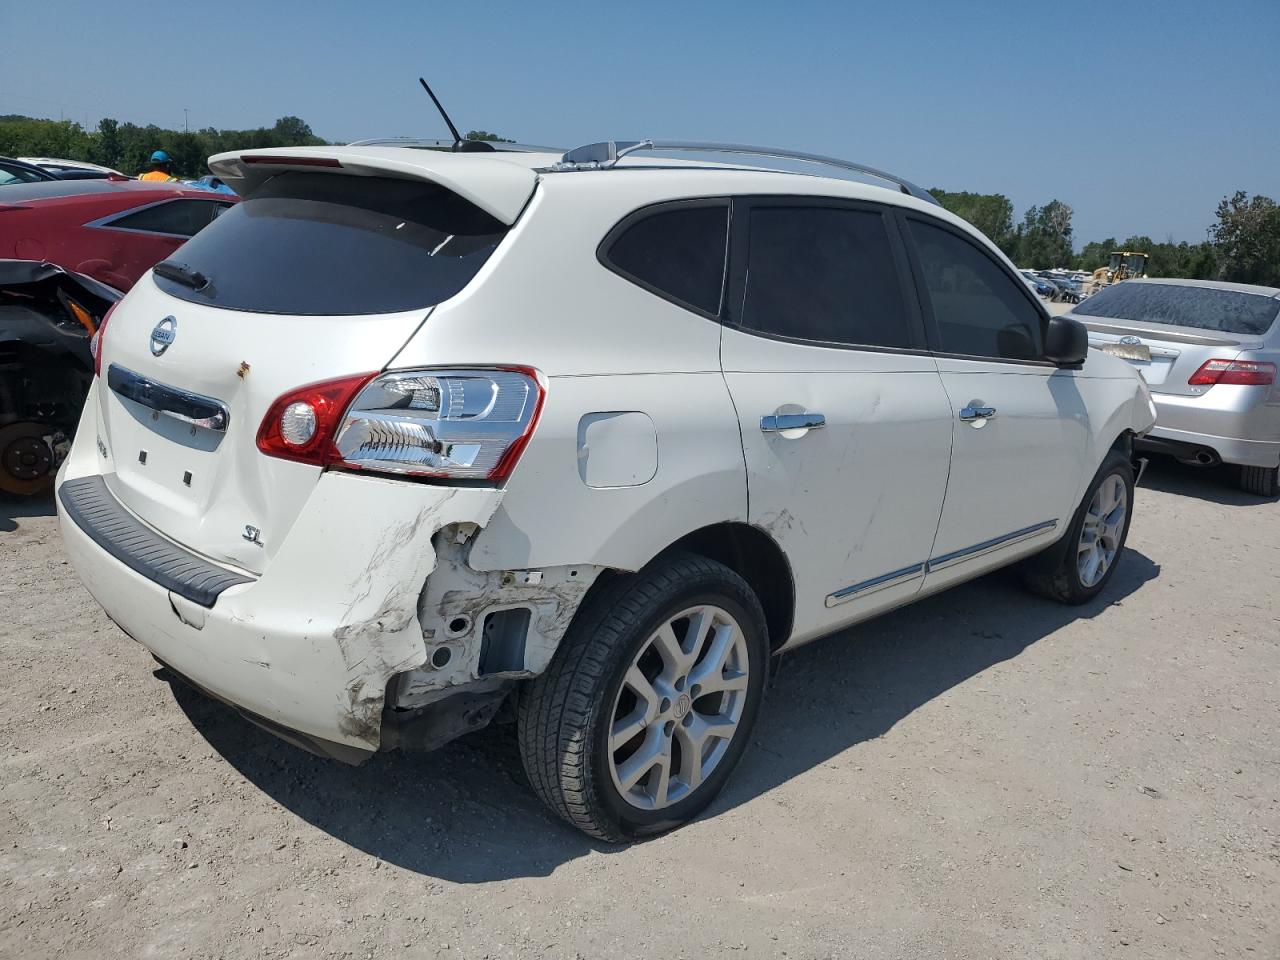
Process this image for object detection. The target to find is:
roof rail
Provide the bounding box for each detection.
[346,136,564,154]
[549,140,938,205]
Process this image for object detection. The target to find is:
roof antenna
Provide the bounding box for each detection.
[418,77,464,151]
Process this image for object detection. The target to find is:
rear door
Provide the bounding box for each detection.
[720,198,953,645]
[95,169,517,574]
[900,213,1090,592]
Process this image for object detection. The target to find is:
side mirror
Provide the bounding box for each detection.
[1044,315,1088,366]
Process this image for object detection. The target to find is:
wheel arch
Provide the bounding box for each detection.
[656,522,795,652]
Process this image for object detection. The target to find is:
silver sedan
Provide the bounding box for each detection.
[1071,278,1280,496]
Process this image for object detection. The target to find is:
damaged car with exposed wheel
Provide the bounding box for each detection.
[57,140,1157,841]
[0,261,118,495]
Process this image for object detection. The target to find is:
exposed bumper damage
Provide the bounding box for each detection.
[57,390,604,759]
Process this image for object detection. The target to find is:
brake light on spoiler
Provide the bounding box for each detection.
[257,367,545,482]
[240,155,343,168]
[1188,359,1277,387]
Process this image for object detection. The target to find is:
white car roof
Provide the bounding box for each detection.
[207,144,1015,273]
[18,156,125,176]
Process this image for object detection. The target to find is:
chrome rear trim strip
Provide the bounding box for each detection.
[925,519,1058,573]
[825,563,925,607]
[107,363,230,432]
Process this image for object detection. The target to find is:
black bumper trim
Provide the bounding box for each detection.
[58,475,252,608]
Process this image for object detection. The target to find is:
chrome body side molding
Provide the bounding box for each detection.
[924,520,1058,573]
[825,563,925,607]
[824,519,1059,607]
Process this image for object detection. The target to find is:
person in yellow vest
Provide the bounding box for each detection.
[137,150,177,182]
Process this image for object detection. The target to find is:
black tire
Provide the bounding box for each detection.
[1022,449,1135,605]
[1239,464,1279,498]
[517,553,769,842]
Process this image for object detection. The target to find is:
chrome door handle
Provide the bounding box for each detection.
[959,405,996,422]
[760,412,826,433]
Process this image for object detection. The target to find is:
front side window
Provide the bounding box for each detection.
[602,202,728,316]
[738,205,912,348]
[105,199,232,237]
[909,219,1045,361]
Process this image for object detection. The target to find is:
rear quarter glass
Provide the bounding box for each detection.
[1075,284,1280,337]
[151,172,508,316]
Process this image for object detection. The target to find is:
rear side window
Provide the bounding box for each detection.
[908,219,1044,361]
[153,172,508,316]
[1074,282,1280,336]
[105,199,232,237]
[738,205,912,348]
[602,202,728,316]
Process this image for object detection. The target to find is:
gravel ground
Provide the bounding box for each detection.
[1,457,1277,960]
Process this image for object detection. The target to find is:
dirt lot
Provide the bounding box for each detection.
[1,458,1277,960]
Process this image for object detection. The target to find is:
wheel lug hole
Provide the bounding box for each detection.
[674,677,685,692]
[681,713,694,727]
[690,684,701,698]
[660,697,671,714]
[663,720,675,736]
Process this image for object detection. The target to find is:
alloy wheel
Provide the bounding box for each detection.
[607,604,750,811]
[1078,473,1127,587]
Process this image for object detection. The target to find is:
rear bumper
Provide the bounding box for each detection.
[1145,388,1280,468]
[57,453,503,753]
[1139,427,1280,468]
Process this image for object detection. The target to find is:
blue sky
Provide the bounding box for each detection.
[5,0,1278,246]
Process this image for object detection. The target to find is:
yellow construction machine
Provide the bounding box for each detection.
[1088,250,1149,294]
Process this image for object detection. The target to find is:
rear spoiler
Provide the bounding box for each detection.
[207,146,538,225]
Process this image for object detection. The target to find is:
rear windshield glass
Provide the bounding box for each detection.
[152,172,508,315]
[1074,283,1280,336]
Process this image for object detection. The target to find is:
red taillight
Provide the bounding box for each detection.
[488,366,547,481]
[256,372,378,466]
[1188,358,1277,386]
[90,302,117,378]
[241,155,342,168]
[257,367,545,482]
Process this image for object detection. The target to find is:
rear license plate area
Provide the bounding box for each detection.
[1100,342,1152,361]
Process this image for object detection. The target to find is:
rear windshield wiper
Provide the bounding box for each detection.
[154,261,211,292]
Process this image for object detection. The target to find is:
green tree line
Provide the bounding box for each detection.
[0,114,325,179]
[5,114,1277,287]
[931,187,1280,287]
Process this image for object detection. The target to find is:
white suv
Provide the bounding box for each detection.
[56,140,1156,840]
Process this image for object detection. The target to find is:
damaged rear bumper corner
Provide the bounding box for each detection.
[58,465,505,754]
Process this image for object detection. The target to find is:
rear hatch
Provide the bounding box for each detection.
[94,151,535,574]
[1074,281,1280,396]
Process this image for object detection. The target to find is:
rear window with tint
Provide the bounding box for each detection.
[152,172,508,315]
[1075,283,1280,336]
[740,205,912,348]
[602,202,729,316]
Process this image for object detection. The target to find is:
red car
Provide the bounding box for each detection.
[0,179,237,292]
[0,181,235,495]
